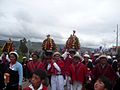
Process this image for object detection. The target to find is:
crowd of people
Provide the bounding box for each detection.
[0,31,120,90]
[0,49,120,90]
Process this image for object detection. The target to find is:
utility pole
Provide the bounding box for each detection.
[116,24,119,47]
[115,24,119,56]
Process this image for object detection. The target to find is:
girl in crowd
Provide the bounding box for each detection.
[4,51,23,90]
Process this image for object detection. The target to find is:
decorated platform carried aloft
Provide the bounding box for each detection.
[1,38,14,53]
[42,34,56,53]
[65,30,80,51]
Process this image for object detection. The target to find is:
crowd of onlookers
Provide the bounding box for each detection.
[0,49,120,90]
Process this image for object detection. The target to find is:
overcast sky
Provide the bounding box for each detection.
[0,0,120,48]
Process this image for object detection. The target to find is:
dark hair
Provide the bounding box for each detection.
[45,51,53,56]
[32,51,39,58]
[33,69,47,80]
[9,53,17,59]
[97,76,112,90]
[69,51,76,54]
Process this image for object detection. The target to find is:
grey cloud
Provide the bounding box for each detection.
[0,0,120,48]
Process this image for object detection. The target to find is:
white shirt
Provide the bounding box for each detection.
[29,83,43,90]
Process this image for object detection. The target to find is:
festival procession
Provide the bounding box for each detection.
[0,31,120,90]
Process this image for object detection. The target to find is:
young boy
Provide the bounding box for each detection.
[94,76,112,90]
[24,69,48,90]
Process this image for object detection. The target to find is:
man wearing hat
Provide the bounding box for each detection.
[82,54,93,70]
[46,51,64,90]
[27,51,44,79]
[63,31,80,90]
[63,49,76,74]
[67,53,87,90]
[82,54,93,90]
[92,54,118,88]
[41,34,56,69]
[61,49,77,90]
[41,34,58,87]
[92,53,100,65]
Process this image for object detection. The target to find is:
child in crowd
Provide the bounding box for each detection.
[23,69,48,90]
[94,76,112,90]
